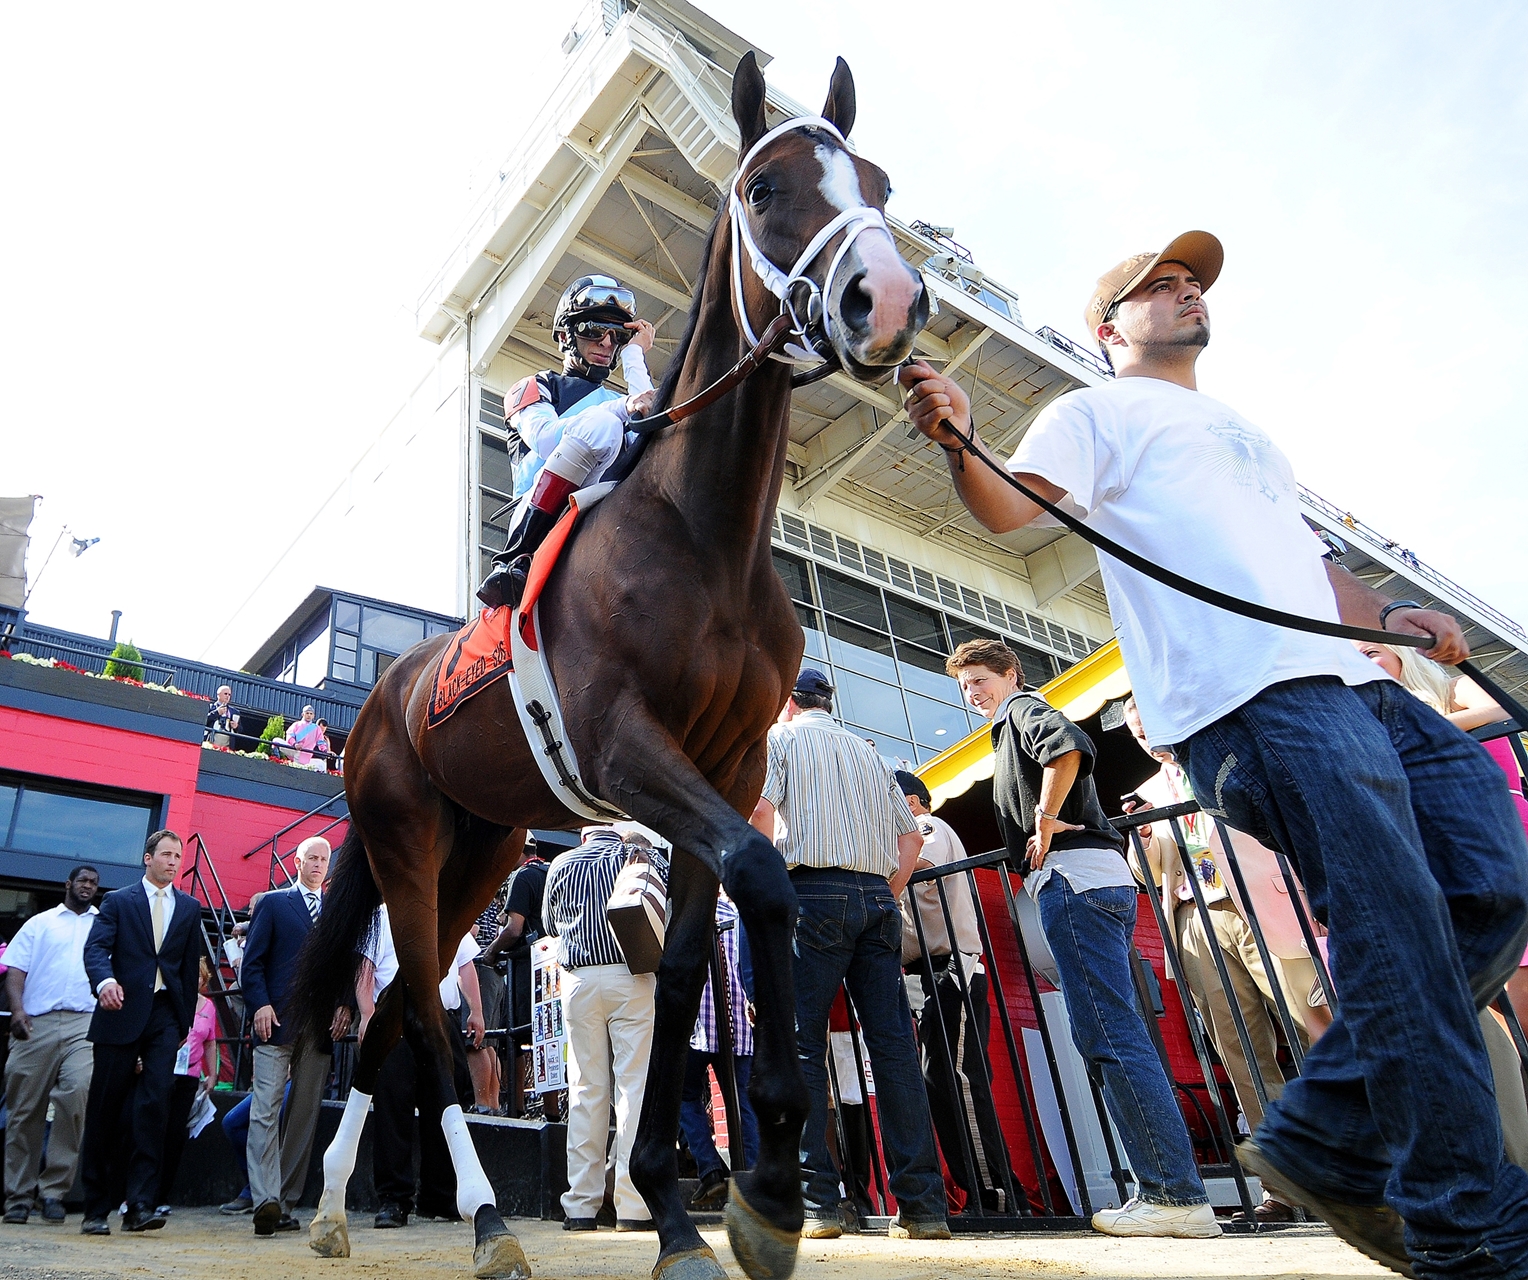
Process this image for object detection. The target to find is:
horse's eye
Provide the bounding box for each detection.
[747,178,773,209]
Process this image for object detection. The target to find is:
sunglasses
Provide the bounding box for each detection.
[572,320,633,344]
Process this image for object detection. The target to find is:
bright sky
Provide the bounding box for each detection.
[4,1,1525,663]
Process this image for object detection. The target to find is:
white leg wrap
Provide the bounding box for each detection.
[442,1104,496,1222]
[319,1087,370,1206]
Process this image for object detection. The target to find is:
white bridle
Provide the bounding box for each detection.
[729,115,894,365]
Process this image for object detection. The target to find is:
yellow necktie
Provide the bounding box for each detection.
[152,888,167,992]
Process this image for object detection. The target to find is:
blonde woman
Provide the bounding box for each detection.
[1355,640,1528,1169]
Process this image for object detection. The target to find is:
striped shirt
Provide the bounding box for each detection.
[692,897,754,1056]
[762,708,918,879]
[542,831,670,969]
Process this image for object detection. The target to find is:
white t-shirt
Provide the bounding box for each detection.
[5,904,98,1016]
[363,905,478,1011]
[1011,377,1384,747]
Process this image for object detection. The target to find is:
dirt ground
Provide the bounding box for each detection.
[0,1209,1396,1280]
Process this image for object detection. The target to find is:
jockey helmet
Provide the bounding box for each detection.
[554,275,637,381]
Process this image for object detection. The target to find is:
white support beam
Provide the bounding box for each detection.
[796,327,992,506]
[1025,532,1100,607]
[618,164,717,231]
[468,112,647,376]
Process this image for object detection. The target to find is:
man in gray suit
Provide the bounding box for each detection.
[241,836,350,1235]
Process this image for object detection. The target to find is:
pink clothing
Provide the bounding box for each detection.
[286,718,321,764]
[186,994,218,1078]
[1482,736,1528,967]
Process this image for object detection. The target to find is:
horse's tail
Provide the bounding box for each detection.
[291,823,380,1048]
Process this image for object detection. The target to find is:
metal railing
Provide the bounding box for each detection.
[240,790,350,891]
[1298,485,1528,645]
[1033,326,1114,381]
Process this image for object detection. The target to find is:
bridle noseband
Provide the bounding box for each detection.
[729,115,895,384]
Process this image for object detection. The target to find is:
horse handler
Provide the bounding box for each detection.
[900,231,1528,1278]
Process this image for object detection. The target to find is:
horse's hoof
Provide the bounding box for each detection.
[473,1231,531,1279]
[309,1214,350,1258]
[726,1183,800,1280]
[653,1246,727,1280]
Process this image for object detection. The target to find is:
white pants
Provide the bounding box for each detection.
[517,400,628,496]
[560,964,655,1221]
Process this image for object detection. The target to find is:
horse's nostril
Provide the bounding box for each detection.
[840,272,873,332]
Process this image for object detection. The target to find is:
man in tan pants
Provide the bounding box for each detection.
[3,867,100,1225]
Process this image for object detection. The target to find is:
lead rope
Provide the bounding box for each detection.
[926,407,1528,728]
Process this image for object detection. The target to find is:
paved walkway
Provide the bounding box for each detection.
[0,1209,1395,1280]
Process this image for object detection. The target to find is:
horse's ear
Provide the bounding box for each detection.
[821,56,856,139]
[732,50,768,156]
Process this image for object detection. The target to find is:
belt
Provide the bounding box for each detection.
[787,866,890,882]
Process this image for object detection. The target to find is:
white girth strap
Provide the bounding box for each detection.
[728,114,894,363]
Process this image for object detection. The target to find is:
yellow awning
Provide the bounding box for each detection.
[918,639,1129,810]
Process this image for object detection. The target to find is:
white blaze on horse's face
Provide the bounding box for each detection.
[814,145,926,375]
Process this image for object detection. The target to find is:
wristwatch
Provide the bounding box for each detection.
[1379,599,1421,631]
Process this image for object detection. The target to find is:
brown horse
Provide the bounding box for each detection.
[292,52,927,1280]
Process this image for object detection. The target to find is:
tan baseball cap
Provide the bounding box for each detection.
[1083,231,1224,339]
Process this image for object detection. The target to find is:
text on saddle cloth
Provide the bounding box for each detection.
[426,609,513,729]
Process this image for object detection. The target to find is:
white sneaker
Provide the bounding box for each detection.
[1092,1198,1223,1238]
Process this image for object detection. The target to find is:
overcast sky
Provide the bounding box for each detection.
[4,1,1524,663]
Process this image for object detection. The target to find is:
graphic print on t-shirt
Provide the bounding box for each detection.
[1198,420,1294,503]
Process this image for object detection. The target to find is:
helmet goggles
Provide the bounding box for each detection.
[567,281,635,317]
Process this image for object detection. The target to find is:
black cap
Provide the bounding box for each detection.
[893,770,930,807]
[792,667,835,698]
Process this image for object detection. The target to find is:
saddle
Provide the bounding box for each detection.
[426,484,625,824]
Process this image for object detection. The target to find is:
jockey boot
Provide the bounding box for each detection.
[477,439,597,609]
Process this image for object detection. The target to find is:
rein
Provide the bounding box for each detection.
[927,408,1528,728]
[626,314,794,435]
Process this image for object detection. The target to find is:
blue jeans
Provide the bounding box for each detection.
[1179,676,1528,1278]
[679,1050,759,1179]
[1036,875,1208,1206]
[791,868,945,1220]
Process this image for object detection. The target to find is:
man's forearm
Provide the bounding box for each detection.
[5,968,26,1013]
[1038,752,1082,818]
[941,428,1053,534]
[1325,560,1386,628]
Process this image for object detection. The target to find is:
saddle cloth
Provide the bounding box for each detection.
[426,608,513,728]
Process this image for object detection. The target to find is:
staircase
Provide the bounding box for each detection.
[641,34,738,189]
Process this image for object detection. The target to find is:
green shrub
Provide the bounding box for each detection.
[104,640,145,682]
[258,715,287,758]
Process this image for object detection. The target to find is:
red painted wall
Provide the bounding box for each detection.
[0,705,346,913]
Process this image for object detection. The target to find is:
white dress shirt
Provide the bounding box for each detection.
[4,904,99,1015]
[362,905,477,1009]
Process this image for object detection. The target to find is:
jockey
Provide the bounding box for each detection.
[477,275,657,609]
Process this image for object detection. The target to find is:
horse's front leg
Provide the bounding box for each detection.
[721,826,806,1280]
[629,861,724,1280]
[309,981,407,1259]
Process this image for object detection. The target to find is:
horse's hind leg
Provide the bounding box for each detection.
[629,861,725,1280]
[309,979,408,1258]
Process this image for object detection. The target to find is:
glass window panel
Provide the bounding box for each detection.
[332,662,356,682]
[1012,643,1058,687]
[11,788,154,867]
[906,691,974,749]
[480,433,518,498]
[427,620,456,637]
[0,783,17,840]
[794,604,827,661]
[359,650,377,684]
[817,566,887,632]
[334,631,357,653]
[833,670,910,742]
[885,595,948,651]
[360,607,425,655]
[894,643,966,703]
[480,521,508,554]
[825,616,897,682]
[844,727,915,771]
[334,599,361,632]
[946,619,1002,651]
[295,627,330,689]
[773,551,814,605]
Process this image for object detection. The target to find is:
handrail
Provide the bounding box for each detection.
[242,789,350,860]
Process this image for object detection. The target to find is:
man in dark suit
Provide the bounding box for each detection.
[77,829,203,1235]
[241,836,350,1235]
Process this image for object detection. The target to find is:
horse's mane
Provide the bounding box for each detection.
[653,203,726,415]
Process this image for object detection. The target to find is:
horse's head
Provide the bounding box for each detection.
[729,52,928,382]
